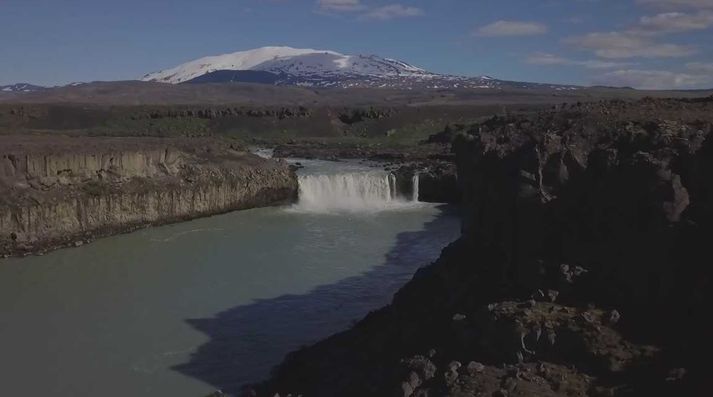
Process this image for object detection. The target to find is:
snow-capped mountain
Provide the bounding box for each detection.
[0,83,47,93]
[142,47,336,84]
[141,46,517,89]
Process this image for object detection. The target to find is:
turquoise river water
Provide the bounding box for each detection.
[0,160,460,396]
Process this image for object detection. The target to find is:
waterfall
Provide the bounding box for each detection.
[251,148,274,159]
[412,173,420,202]
[293,170,418,213]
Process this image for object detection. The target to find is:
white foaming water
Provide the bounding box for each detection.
[292,161,421,213]
[412,173,420,202]
[251,148,274,159]
[295,171,399,213]
[287,159,423,213]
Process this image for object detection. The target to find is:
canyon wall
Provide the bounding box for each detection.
[393,162,460,204]
[254,97,713,397]
[0,137,297,256]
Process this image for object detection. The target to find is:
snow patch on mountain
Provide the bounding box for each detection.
[0,83,47,93]
[142,46,344,84]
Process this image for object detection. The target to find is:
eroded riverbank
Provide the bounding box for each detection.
[0,136,297,257]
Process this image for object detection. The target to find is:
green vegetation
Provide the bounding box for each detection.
[92,116,212,137]
[0,103,546,149]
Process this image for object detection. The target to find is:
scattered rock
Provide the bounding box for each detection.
[547,290,559,303]
[467,361,485,375]
[665,368,687,382]
[403,356,437,381]
[447,361,462,373]
[502,376,518,393]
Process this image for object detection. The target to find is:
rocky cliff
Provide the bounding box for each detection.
[252,97,713,397]
[392,162,460,204]
[0,137,297,256]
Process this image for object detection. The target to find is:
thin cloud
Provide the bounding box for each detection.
[474,21,548,37]
[592,69,712,89]
[316,1,422,20]
[565,31,696,58]
[362,4,424,20]
[526,52,631,69]
[317,0,364,12]
[636,0,713,9]
[687,61,713,72]
[636,11,713,33]
[564,5,711,60]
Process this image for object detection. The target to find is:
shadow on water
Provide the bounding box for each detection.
[172,205,460,395]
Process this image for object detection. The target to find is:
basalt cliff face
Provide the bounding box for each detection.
[0,137,297,256]
[392,162,460,204]
[253,97,713,397]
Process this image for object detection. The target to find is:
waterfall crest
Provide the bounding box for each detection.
[251,148,274,159]
[293,170,419,213]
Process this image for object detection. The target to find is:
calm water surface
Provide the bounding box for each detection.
[0,161,460,396]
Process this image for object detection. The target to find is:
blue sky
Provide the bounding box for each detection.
[1,0,712,88]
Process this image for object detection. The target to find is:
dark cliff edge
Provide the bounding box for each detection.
[392,162,460,204]
[251,97,713,397]
[0,136,298,257]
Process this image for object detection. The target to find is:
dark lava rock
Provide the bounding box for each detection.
[251,97,713,397]
[393,161,460,204]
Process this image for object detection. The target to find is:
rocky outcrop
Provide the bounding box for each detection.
[393,162,460,204]
[132,106,312,120]
[272,142,452,162]
[338,108,395,125]
[252,97,713,397]
[0,136,297,256]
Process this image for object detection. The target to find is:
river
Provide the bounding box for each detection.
[0,160,460,396]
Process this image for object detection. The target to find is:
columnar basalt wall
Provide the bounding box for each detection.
[393,162,460,204]
[0,137,297,256]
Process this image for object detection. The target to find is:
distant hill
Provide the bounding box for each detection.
[1,80,712,106]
